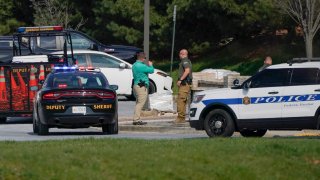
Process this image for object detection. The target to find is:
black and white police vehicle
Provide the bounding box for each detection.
[33,66,119,135]
[189,58,320,137]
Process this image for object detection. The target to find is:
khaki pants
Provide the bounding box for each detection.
[177,84,191,121]
[133,85,148,121]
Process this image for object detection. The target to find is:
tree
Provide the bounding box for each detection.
[276,0,320,58]
[31,0,86,29]
[0,0,25,35]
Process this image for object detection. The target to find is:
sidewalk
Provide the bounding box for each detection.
[118,111,202,134]
[118,111,320,137]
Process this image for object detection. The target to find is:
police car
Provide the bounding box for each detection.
[33,66,118,135]
[189,58,320,137]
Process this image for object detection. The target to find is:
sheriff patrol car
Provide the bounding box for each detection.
[189,58,320,137]
[33,66,118,135]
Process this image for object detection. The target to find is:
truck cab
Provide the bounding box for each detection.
[0,29,142,64]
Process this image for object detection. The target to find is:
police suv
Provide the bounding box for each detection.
[189,58,320,137]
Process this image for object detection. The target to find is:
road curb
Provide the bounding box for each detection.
[119,114,177,121]
[118,119,202,134]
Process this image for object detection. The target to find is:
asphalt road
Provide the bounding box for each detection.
[0,123,208,141]
[1,96,318,141]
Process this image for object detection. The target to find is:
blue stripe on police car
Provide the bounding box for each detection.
[202,94,320,106]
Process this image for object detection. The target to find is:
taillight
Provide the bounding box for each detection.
[97,91,115,99]
[42,90,115,99]
[42,92,60,100]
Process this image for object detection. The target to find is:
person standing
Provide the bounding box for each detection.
[132,52,154,125]
[258,56,272,72]
[175,49,192,124]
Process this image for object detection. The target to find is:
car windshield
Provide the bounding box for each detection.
[46,72,109,89]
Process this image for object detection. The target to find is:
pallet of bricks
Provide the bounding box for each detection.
[192,69,250,91]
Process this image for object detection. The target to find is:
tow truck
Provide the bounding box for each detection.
[0,26,75,123]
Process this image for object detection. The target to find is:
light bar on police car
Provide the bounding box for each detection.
[17,26,63,33]
[52,66,77,72]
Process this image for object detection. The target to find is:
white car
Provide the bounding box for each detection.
[52,50,172,98]
[190,58,320,137]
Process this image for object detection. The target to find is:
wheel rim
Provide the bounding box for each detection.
[208,114,226,135]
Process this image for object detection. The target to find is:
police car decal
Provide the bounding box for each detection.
[202,94,320,106]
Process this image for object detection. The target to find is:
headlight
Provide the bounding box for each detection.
[156,71,168,77]
[192,94,205,103]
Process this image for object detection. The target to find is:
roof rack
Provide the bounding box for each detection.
[287,58,320,66]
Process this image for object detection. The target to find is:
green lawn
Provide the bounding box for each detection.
[0,138,319,179]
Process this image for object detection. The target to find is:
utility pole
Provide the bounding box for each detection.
[170,5,177,76]
[144,0,150,60]
[143,0,151,110]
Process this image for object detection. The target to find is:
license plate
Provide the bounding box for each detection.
[72,106,86,114]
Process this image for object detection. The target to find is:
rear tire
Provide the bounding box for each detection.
[38,119,49,135]
[33,111,39,134]
[240,129,267,137]
[0,117,6,124]
[102,120,118,134]
[148,81,156,94]
[204,109,235,137]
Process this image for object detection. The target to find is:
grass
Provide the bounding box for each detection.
[0,138,319,179]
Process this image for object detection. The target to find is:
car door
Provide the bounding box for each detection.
[238,69,289,128]
[282,68,320,128]
[87,53,132,95]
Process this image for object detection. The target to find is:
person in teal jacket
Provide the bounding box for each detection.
[132,52,154,125]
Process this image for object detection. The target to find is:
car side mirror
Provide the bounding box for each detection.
[110,85,118,91]
[39,80,45,85]
[119,63,126,69]
[89,43,98,51]
[233,79,240,87]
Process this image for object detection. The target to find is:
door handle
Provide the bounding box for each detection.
[314,89,320,92]
[268,91,279,94]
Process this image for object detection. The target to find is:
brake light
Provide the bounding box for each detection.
[58,84,67,88]
[42,92,60,100]
[97,91,115,99]
[42,90,115,100]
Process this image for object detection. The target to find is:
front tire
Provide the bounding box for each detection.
[204,109,235,137]
[240,129,267,137]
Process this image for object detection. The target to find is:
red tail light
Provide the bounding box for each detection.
[42,90,115,100]
[96,91,115,99]
[42,92,61,100]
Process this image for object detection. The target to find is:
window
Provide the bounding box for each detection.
[89,54,120,68]
[290,68,319,85]
[39,36,56,49]
[0,40,12,48]
[70,33,92,49]
[49,72,108,88]
[73,54,87,66]
[249,69,289,88]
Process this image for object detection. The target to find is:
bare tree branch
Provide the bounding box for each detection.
[275,0,320,58]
